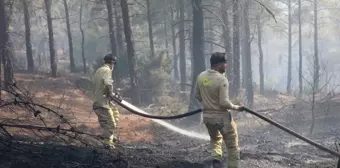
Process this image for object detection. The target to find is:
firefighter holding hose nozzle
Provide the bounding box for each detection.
[195,52,244,168]
[92,54,120,149]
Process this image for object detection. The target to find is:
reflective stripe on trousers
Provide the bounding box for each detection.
[93,106,119,145]
[204,113,240,168]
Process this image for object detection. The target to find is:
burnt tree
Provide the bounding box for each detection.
[114,0,123,87]
[310,0,320,135]
[242,0,253,107]
[163,8,169,59]
[106,0,117,58]
[221,0,233,96]
[313,0,319,91]
[171,4,179,80]
[0,0,13,89]
[44,0,57,77]
[120,0,140,104]
[146,0,155,59]
[106,0,118,84]
[232,0,240,98]
[257,10,264,95]
[23,0,34,73]
[188,0,205,125]
[114,0,124,55]
[298,0,303,96]
[79,0,86,74]
[63,0,75,72]
[178,0,186,91]
[287,0,292,94]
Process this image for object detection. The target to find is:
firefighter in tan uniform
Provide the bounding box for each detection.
[92,54,119,149]
[195,52,244,168]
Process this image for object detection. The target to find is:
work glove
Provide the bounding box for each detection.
[108,91,122,101]
[114,92,121,100]
[108,91,115,99]
[234,105,245,112]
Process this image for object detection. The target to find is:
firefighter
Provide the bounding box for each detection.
[92,54,119,149]
[195,52,244,168]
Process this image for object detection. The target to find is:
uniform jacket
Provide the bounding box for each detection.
[195,69,238,118]
[92,64,114,109]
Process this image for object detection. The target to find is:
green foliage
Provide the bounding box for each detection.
[137,51,173,103]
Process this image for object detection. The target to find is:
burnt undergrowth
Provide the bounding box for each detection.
[0,82,207,168]
[0,82,130,168]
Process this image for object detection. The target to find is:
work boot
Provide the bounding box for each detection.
[104,144,115,149]
[103,139,115,149]
[212,159,224,168]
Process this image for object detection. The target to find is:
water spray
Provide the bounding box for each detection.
[109,95,209,140]
[110,93,340,160]
[119,100,209,140]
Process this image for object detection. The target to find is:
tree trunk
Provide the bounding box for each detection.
[44,0,57,77]
[310,90,316,134]
[242,0,253,107]
[63,0,75,72]
[171,5,179,80]
[241,17,247,89]
[178,0,186,91]
[106,0,117,58]
[23,0,34,73]
[298,0,303,96]
[37,38,46,68]
[232,0,240,98]
[146,0,155,59]
[38,53,41,67]
[2,45,14,89]
[0,22,1,96]
[120,0,140,104]
[79,1,86,74]
[313,0,319,92]
[287,0,292,94]
[310,0,319,135]
[164,19,169,59]
[257,14,264,95]
[114,0,124,55]
[114,0,123,87]
[106,0,119,86]
[207,16,213,67]
[188,0,205,125]
[0,0,13,89]
[221,0,233,97]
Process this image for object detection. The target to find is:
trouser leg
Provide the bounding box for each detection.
[205,123,223,161]
[111,106,120,143]
[220,118,240,168]
[94,107,117,145]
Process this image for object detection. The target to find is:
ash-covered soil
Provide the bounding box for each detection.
[140,119,339,168]
[1,112,339,168]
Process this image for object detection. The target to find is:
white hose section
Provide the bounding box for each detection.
[121,100,210,141]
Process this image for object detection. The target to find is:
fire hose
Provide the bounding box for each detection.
[109,93,340,163]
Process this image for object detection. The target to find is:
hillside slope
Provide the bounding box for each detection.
[0,73,338,168]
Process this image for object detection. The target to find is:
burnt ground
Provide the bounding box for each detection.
[130,120,339,168]
[0,73,339,168]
